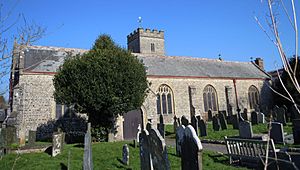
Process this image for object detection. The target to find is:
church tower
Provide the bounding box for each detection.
[127,28,165,55]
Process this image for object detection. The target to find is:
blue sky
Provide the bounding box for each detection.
[1,0,299,98]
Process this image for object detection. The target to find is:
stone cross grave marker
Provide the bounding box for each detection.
[157,114,165,138]
[191,115,199,135]
[139,129,152,170]
[242,108,248,120]
[181,115,189,126]
[239,121,253,138]
[219,112,227,130]
[231,114,239,129]
[197,117,207,137]
[28,130,36,146]
[83,123,93,170]
[176,125,185,156]
[148,128,170,170]
[173,115,179,133]
[270,122,285,144]
[181,125,203,170]
[52,132,64,157]
[251,111,258,125]
[212,115,220,131]
[122,144,129,165]
[257,112,265,124]
[276,107,287,126]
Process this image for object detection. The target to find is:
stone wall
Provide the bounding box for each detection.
[12,73,56,138]
[144,77,271,124]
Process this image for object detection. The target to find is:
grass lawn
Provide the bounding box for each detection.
[166,122,293,141]
[0,141,246,170]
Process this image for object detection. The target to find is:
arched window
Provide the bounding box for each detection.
[156,84,174,114]
[203,85,218,112]
[248,85,259,109]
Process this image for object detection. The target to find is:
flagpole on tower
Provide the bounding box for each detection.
[138,17,142,28]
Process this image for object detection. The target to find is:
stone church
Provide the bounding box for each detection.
[9,28,272,141]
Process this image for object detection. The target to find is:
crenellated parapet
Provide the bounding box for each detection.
[127,28,164,43]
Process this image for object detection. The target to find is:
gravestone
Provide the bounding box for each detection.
[276,107,287,126]
[157,114,165,138]
[191,116,199,135]
[257,112,265,124]
[52,132,64,157]
[181,116,189,126]
[212,116,220,131]
[28,130,36,146]
[270,122,284,144]
[148,128,170,170]
[282,105,290,122]
[173,115,179,133]
[139,129,151,170]
[83,123,93,170]
[231,114,239,129]
[207,110,213,121]
[136,124,141,146]
[198,119,207,137]
[239,121,253,138]
[293,119,300,144]
[218,112,227,130]
[3,126,17,147]
[273,105,280,120]
[181,125,203,170]
[176,125,185,156]
[122,144,129,165]
[242,108,248,120]
[251,111,258,125]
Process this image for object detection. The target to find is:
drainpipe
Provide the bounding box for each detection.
[233,79,239,111]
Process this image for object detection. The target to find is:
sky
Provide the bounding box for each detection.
[1,0,299,99]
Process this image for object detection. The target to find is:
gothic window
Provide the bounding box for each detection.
[203,85,218,112]
[156,84,174,114]
[248,85,259,109]
[151,43,155,52]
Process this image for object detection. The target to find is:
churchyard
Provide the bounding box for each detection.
[0,106,300,169]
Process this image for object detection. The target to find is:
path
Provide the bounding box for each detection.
[165,137,227,154]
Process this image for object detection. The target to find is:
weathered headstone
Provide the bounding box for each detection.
[231,114,239,129]
[270,122,284,144]
[122,144,129,165]
[83,123,93,170]
[148,128,170,170]
[181,125,203,170]
[257,112,265,124]
[28,130,36,146]
[3,126,17,147]
[139,129,152,170]
[239,121,253,138]
[191,116,199,135]
[242,108,248,120]
[198,119,207,137]
[52,132,64,157]
[218,112,227,130]
[181,115,189,126]
[157,114,165,138]
[176,125,185,156]
[276,107,287,126]
[251,111,258,125]
[207,109,213,121]
[293,119,300,144]
[212,115,220,131]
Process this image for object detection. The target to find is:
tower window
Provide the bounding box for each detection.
[151,43,155,52]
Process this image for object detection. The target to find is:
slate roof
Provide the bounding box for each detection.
[21,45,270,79]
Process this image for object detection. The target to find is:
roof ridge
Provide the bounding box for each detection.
[25,45,88,52]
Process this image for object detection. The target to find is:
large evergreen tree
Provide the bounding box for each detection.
[53,35,148,129]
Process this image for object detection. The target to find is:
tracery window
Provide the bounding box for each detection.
[203,85,218,112]
[248,85,259,109]
[156,84,174,114]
